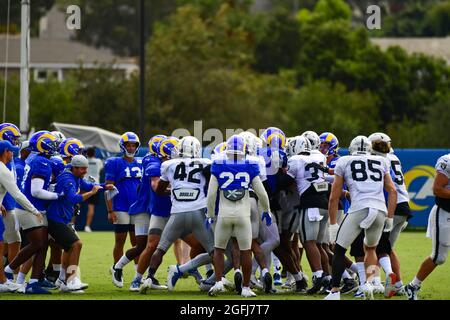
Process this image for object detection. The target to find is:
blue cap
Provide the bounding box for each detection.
[0,140,20,154]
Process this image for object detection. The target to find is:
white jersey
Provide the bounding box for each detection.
[436,154,450,188]
[247,155,267,182]
[160,157,212,214]
[334,154,390,214]
[387,153,409,204]
[287,152,327,195]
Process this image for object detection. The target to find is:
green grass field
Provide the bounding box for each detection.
[1,230,449,300]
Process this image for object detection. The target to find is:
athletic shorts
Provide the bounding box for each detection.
[336,208,386,250]
[148,215,169,236]
[250,197,260,239]
[157,209,214,253]
[215,215,252,251]
[130,213,150,236]
[2,210,21,244]
[87,193,99,205]
[350,230,392,257]
[389,215,408,247]
[47,219,80,251]
[16,208,48,231]
[299,208,329,244]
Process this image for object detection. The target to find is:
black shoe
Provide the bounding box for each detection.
[206,269,214,279]
[234,272,243,294]
[112,266,123,287]
[295,278,308,293]
[306,276,325,295]
[319,277,332,295]
[263,272,273,294]
[341,278,358,294]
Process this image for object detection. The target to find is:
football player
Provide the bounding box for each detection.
[4,131,62,294]
[325,136,397,300]
[106,132,142,280]
[144,136,213,291]
[404,153,450,300]
[206,135,271,298]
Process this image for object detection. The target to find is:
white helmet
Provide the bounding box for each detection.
[301,131,320,150]
[291,136,311,156]
[285,137,293,157]
[177,136,201,158]
[349,135,372,155]
[368,132,391,156]
[239,131,257,156]
[51,131,66,145]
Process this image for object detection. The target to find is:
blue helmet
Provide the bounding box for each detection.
[59,138,85,158]
[226,135,246,156]
[50,156,66,178]
[260,127,286,150]
[148,134,167,155]
[319,132,339,156]
[29,130,59,156]
[0,123,21,146]
[157,137,179,159]
[119,132,140,157]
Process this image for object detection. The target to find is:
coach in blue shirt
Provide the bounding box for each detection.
[46,155,112,292]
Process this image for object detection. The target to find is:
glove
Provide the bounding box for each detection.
[329,223,340,243]
[205,217,214,230]
[57,191,65,199]
[262,212,272,226]
[384,217,394,232]
[74,204,81,216]
[86,175,97,183]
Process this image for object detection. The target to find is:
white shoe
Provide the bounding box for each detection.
[361,283,374,300]
[139,278,152,294]
[84,226,92,232]
[111,265,123,288]
[56,279,70,293]
[67,277,88,291]
[208,281,225,296]
[221,277,235,291]
[0,280,22,292]
[167,265,181,292]
[17,282,27,294]
[324,291,341,300]
[250,275,264,291]
[372,283,385,294]
[241,287,257,298]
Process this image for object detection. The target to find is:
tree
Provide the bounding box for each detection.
[424,1,450,36]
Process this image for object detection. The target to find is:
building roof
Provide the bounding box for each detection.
[0,35,137,69]
[371,37,450,64]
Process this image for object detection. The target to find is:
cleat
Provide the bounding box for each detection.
[222,277,235,291]
[84,226,92,233]
[38,278,58,290]
[372,283,385,295]
[296,278,308,293]
[353,287,365,299]
[25,282,52,294]
[341,278,359,294]
[306,275,325,295]
[384,273,397,298]
[234,272,243,294]
[167,265,182,291]
[67,277,88,291]
[250,275,263,291]
[273,273,282,286]
[319,277,332,295]
[208,281,225,297]
[111,265,123,288]
[361,283,374,300]
[150,277,167,290]
[405,284,420,301]
[45,270,60,284]
[139,277,152,294]
[129,278,141,292]
[394,286,406,296]
[241,287,257,298]
[205,269,214,279]
[0,280,22,293]
[262,272,273,294]
[324,290,340,300]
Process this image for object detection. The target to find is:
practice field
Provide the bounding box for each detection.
[1,230,449,300]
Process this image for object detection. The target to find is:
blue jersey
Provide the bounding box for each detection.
[211,159,260,190]
[47,171,95,224]
[147,159,171,217]
[14,158,26,187]
[2,161,17,211]
[128,154,159,216]
[16,154,53,212]
[0,215,4,242]
[258,147,287,194]
[104,157,143,212]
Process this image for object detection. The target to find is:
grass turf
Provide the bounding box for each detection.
[1,230,449,300]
